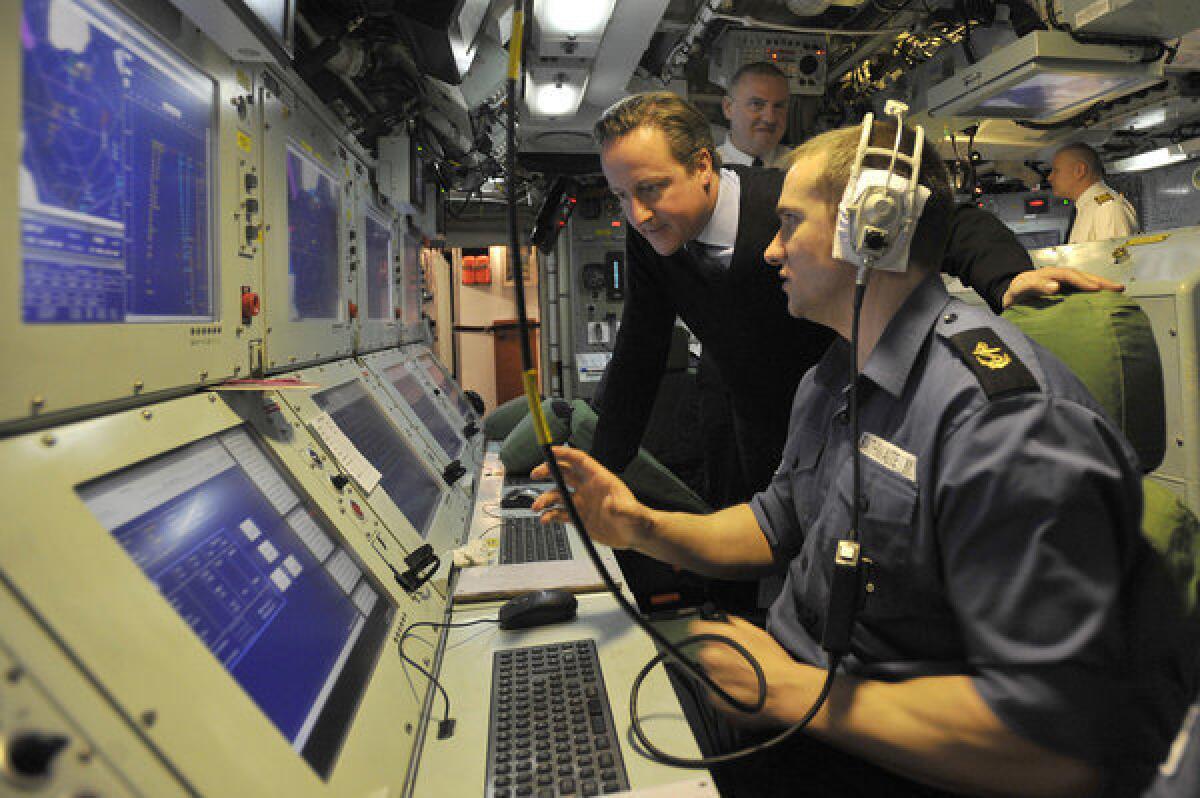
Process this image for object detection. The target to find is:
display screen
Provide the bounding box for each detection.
[416,352,474,421]
[77,427,391,778]
[286,144,340,320]
[1015,230,1061,250]
[364,212,394,321]
[383,362,463,460]
[20,0,214,323]
[311,379,444,537]
[974,72,1136,118]
[399,232,422,330]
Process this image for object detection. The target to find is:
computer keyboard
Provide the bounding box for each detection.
[500,517,571,565]
[486,640,630,797]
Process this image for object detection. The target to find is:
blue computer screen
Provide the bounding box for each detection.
[417,353,474,421]
[312,380,444,537]
[364,212,393,320]
[77,428,390,778]
[384,362,463,460]
[286,144,341,320]
[400,232,422,328]
[20,0,214,323]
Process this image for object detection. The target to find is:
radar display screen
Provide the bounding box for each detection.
[383,361,463,460]
[364,212,394,320]
[417,352,475,421]
[311,379,445,538]
[399,231,422,328]
[20,0,215,323]
[286,144,341,320]
[77,427,392,779]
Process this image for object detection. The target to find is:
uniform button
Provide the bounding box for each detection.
[943,312,958,324]
[834,410,849,425]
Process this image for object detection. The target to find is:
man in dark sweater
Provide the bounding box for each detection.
[590,92,1121,508]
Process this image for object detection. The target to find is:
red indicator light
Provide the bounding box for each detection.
[558,220,565,227]
[611,220,621,227]
[568,196,576,204]
[1029,199,1045,207]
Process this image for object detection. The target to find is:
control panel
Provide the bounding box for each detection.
[973,191,1073,250]
[567,190,627,398]
[711,30,827,96]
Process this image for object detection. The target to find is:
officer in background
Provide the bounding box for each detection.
[535,119,1190,797]
[717,62,793,169]
[1048,141,1139,243]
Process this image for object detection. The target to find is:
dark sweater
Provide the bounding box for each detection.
[591,167,1033,493]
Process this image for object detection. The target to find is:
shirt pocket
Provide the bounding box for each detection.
[833,457,924,620]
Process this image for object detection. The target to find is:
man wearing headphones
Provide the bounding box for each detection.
[535,117,1189,796]
[589,92,1121,513]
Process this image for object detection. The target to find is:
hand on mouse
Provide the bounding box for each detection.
[530,446,652,551]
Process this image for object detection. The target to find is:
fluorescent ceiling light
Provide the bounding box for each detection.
[540,0,616,36]
[1108,137,1200,174]
[526,69,589,118]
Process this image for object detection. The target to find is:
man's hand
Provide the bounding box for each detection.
[531,446,652,551]
[687,615,814,729]
[1001,266,1124,309]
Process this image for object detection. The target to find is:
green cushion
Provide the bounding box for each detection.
[1003,292,1165,472]
[499,398,710,514]
[483,395,533,440]
[1142,479,1200,615]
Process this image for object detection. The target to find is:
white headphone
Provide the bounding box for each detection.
[832,101,929,274]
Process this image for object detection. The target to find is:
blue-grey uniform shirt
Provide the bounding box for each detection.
[750,275,1189,791]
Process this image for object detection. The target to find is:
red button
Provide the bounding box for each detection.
[350,500,364,519]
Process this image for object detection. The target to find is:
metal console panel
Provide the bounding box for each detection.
[0,391,444,796]
[256,69,356,372]
[269,358,473,591]
[1,0,263,431]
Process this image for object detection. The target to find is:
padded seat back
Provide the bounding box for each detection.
[1003,292,1165,472]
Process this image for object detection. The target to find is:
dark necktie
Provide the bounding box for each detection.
[752,156,764,168]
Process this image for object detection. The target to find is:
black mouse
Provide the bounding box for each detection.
[498,589,578,630]
[501,487,542,509]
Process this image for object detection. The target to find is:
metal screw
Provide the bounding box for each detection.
[141,710,157,727]
[142,410,153,420]
[40,433,56,447]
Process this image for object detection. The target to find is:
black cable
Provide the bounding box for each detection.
[397,618,501,722]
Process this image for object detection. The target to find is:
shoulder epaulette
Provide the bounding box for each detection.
[1095,192,1113,205]
[947,328,1039,400]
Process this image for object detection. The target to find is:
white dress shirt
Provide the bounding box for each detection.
[717,137,792,170]
[691,168,741,268]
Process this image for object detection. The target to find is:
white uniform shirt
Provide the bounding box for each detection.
[1069,181,1138,244]
[717,137,791,170]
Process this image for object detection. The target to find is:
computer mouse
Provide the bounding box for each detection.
[500,486,542,509]
[498,589,578,630]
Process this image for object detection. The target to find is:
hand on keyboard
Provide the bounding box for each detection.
[530,447,652,552]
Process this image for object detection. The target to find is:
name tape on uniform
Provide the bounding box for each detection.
[858,433,917,483]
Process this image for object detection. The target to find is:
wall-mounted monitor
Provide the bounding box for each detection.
[2,0,256,429]
[20,0,215,325]
[286,144,341,321]
[364,211,394,322]
[398,228,424,342]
